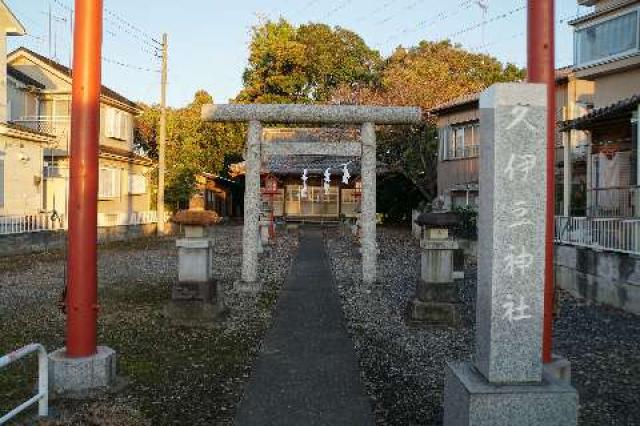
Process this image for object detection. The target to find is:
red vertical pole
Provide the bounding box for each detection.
[66,0,103,358]
[527,0,555,364]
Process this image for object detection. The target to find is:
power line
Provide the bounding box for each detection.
[102,56,160,73]
[468,31,525,53]
[322,0,354,20]
[467,10,587,57]
[371,0,427,26]
[50,0,160,56]
[440,3,526,41]
[385,0,475,43]
[294,0,322,18]
[104,6,162,46]
[353,0,397,24]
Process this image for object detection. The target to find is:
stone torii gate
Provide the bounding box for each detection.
[201,104,422,290]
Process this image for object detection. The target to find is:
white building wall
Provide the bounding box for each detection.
[0,136,43,215]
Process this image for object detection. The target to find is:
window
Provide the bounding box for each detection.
[99,168,120,199]
[128,174,146,195]
[576,11,639,65]
[106,108,130,140]
[441,122,480,160]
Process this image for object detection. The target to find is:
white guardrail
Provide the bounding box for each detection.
[0,213,65,235]
[555,216,640,255]
[0,211,161,235]
[0,344,48,424]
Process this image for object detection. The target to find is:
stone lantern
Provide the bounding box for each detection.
[407,211,461,326]
[168,208,223,324]
[260,174,279,247]
[352,178,363,238]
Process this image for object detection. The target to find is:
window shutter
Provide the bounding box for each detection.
[106,109,114,138]
[99,168,108,198]
[98,168,121,198]
[114,169,121,196]
[123,114,129,141]
[128,174,146,194]
[116,110,122,139]
[117,111,123,140]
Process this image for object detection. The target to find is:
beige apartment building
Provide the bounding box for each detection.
[6,47,155,226]
[0,2,57,218]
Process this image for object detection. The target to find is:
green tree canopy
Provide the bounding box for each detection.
[332,40,524,112]
[237,19,381,103]
[331,40,525,205]
[135,90,245,210]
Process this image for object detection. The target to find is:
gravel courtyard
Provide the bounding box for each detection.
[325,226,640,426]
[0,226,297,425]
[2,225,639,425]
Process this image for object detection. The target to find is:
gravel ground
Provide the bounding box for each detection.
[0,226,297,425]
[325,226,640,426]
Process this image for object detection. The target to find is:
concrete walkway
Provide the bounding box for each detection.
[235,227,374,426]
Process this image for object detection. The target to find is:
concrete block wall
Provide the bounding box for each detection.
[0,223,162,257]
[555,244,640,315]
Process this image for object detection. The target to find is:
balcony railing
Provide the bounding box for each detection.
[11,116,70,143]
[588,186,640,218]
[555,216,640,255]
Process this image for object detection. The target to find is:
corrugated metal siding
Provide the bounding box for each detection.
[437,158,479,196]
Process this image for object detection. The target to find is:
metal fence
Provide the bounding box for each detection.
[0,213,65,235]
[0,343,48,424]
[555,216,640,255]
[0,211,160,235]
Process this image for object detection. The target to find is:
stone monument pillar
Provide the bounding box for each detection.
[443,83,578,425]
[239,120,262,291]
[361,122,377,284]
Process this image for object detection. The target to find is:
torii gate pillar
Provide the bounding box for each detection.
[239,120,262,290]
[361,122,377,284]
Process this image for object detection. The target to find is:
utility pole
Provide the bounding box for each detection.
[527,0,555,365]
[157,33,168,235]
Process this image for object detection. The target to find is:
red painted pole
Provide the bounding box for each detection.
[65,0,103,358]
[527,0,555,364]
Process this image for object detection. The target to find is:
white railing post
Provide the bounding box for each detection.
[0,343,48,423]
